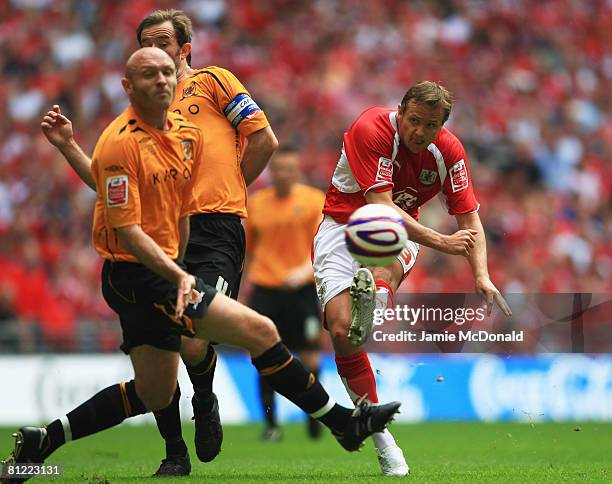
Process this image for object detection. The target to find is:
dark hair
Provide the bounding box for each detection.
[400,81,453,123]
[136,9,193,65]
[275,143,299,156]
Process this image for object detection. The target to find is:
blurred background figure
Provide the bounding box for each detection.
[245,146,325,441]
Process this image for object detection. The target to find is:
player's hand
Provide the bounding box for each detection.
[441,229,477,256]
[475,276,512,317]
[40,105,74,148]
[176,273,197,318]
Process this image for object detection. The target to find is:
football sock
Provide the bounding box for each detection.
[306,367,322,437]
[42,380,146,459]
[336,352,398,451]
[186,344,217,410]
[372,428,398,450]
[153,383,188,457]
[252,342,351,435]
[375,279,394,313]
[335,351,379,403]
[258,376,277,428]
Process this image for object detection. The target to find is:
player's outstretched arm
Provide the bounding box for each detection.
[40,105,96,191]
[116,224,195,317]
[455,211,512,317]
[241,126,279,186]
[365,190,477,256]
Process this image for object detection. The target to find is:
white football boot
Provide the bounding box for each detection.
[377,444,410,477]
[348,268,376,346]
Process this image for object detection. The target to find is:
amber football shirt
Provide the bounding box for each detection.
[172,66,270,218]
[246,184,325,288]
[91,106,203,262]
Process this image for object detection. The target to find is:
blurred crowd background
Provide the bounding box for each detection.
[0,0,610,352]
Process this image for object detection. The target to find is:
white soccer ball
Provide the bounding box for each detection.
[345,204,408,267]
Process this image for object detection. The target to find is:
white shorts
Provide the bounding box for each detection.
[313,216,419,310]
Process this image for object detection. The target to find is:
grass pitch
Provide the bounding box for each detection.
[1,422,611,483]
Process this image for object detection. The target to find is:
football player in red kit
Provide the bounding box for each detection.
[313,81,512,476]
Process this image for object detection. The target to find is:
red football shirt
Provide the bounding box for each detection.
[323,107,479,223]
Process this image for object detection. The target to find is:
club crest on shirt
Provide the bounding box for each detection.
[183,82,196,98]
[376,157,393,183]
[181,140,193,161]
[419,169,437,185]
[449,159,469,192]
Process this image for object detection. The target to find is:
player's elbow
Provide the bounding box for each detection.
[250,127,278,155]
[115,225,141,251]
[267,131,279,154]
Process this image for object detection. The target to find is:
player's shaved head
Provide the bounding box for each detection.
[125,47,174,80]
[121,47,177,122]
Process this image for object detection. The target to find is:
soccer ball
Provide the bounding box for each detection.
[345,204,408,267]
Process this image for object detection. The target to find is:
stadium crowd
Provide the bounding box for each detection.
[0,0,610,351]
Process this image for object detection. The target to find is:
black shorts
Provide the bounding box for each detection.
[101,260,217,354]
[249,283,321,351]
[184,213,245,300]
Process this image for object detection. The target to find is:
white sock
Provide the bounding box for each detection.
[60,415,72,442]
[372,428,396,451]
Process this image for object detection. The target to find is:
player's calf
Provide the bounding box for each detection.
[252,341,400,452]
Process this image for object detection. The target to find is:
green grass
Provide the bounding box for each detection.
[1,422,611,482]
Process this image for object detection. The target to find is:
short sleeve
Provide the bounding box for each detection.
[343,113,394,194]
[198,67,270,137]
[93,137,141,228]
[440,138,479,215]
[180,130,204,218]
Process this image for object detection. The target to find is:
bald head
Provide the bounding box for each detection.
[121,47,177,121]
[125,47,174,80]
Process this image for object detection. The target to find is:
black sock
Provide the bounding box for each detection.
[258,376,276,427]
[306,367,322,436]
[252,343,351,435]
[42,380,146,459]
[186,344,217,410]
[153,383,188,458]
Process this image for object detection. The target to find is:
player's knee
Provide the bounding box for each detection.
[135,380,175,412]
[371,262,402,289]
[243,314,280,355]
[326,312,350,343]
[180,337,209,366]
[329,325,349,345]
[255,314,280,344]
[371,266,395,287]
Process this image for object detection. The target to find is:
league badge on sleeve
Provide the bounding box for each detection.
[375,157,394,183]
[449,159,469,192]
[106,175,128,207]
